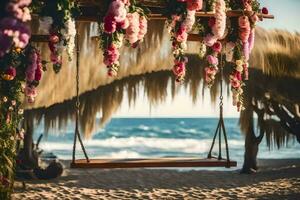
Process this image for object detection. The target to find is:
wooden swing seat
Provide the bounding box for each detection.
[70,157,237,169]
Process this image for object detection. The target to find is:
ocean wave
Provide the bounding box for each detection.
[39,137,245,155]
[107,150,142,158]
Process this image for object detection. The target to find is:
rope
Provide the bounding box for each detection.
[72,22,90,163]
[207,53,231,167]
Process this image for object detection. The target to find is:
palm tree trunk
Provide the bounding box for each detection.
[20,117,38,169]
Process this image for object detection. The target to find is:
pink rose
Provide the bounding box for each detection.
[212,41,222,53]
[262,7,269,14]
[182,10,195,32]
[207,55,218,65]
[125,12,140,44]
[231,78,240,89]
[108,0,127,23]
[239,28,250,43]
[103,45,120,66]
[5,66,16,78]
[49,34,59,43]
[187,0,203,11]
[204,34,217,47]
[205,67,217,75]
[104,15,117,34]
[208,17,216,27]
[173,61,186,76]
[176,25,188,42]
[234,71,242,81]
[250,14,259,24]
[238,16,250,29]
[118,18,129,29]
[138,16,147,40]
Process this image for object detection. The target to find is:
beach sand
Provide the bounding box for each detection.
[12,159,300,199]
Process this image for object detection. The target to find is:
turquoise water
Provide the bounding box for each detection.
[34,118,300,169]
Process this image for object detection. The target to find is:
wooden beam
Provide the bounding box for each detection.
[70,157,237,169]
[30,33,203,43]
[31,34,49,43]
[75,11,274,22]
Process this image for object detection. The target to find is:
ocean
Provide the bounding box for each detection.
[35,118,300,169]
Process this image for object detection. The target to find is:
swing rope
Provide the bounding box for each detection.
[72,22,90,164]
[207,54,231,167]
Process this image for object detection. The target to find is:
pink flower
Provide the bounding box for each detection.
[211,0,226,39]
[49,34,59,43]
[173,61,186,76]
[230,78,240,89]
[26,52,38,82]
[250,14,259,24]
[212,41,222,53]
[103,45,120,66]
[204,34,217,47]
[187,0,203,11]
[176,25,188,42]
[238,16,250,29]
[50,52,59,63]
[182,10,195,32]
[243,41,250,61]
[120,0,130,5]
[262,7,269,14]
[208,17,216,27]
[125,12,140,44]
[248,29,255,52]
[233,71,242,81]
[243,64,249,80]
[242,0,252,11]
[239,28,250,43]
[207,55,218,65]
[118,18,129,29]
[205,67,217,75]
[2,66,16,81]
[104,15,117,34]
[138,16,147,40]
[25,85,37,103]
[108,0,127,23]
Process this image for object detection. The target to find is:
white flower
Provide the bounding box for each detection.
[180,42,187,50]
[64,19,76,61]
[11,100,16,106]
[199,43,207,58]
[236,65,243,72]
[9,106,14,111]
[18,109,24,115]
[3,96,8,102]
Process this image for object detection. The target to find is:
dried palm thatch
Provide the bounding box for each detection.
[24,54,210,138]
[24,20,172,109]
[240,69,300,149]
[24,21,300,148]
[250,28,300,78]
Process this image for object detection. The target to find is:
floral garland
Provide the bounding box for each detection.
[167,0,203,82]
[226,0,263,111]
[197,0,226,87]
[100,0,148,77]
[24,46,43,103]
[196,0,267,111]
[0,0,33,198]
[34,0,79,73]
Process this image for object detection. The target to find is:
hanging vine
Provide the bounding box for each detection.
[99,0,149,77]
[166,0,203,82]
[32,0,80,73]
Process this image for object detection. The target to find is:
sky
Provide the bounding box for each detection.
[115,0,300,118]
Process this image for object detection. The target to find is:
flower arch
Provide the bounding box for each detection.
[0,0,273,198]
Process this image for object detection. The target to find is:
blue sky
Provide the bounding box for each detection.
[115,0,299,118]
[260,0,300,32]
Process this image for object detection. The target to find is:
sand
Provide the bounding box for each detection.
[12,159,300,200]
